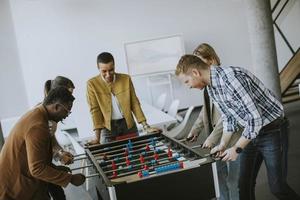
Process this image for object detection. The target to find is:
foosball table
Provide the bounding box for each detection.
[82,132,219,200]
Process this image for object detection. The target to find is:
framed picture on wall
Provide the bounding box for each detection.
[124,35,185,76]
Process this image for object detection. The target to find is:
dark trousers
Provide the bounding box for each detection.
[239,118,300,200]
[100,118,138,144]
[48,183,66,200]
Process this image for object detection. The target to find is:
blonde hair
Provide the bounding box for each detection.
[193,43,221,66]
[175,54,209,76]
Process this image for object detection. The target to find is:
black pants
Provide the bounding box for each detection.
[48,183,66,200]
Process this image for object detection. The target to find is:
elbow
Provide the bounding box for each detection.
[29,163,46,179]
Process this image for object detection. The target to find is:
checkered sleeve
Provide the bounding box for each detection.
[227,70,264,139]
[222,114,237,134]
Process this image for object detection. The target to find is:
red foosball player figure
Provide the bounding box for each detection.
[111,160,117,170]
[143,165,149,170]
[154,152,159,161]
[139,154,145,164]
[137,171,143,178]
[168,148,173,160]
[145,144,150,151]
[124,148,129,156]
[112,171,118,178]
[125,156,131,166]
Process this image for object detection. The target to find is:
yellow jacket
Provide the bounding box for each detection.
[86,73,146,131]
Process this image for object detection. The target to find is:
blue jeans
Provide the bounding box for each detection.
[239,118,300,200]
[217,157,240,200]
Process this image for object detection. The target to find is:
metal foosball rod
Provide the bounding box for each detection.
[70,164,93,171]
[99,146,172,167]
[92,141,153,157]
[101,149,170,170]
[88,135,163,150]
[73,156,88,162]
[89,136,164,154]
[73,153,86,157]
[85,173,100,179]
[93,141,171,160]
[107,159,187,179]
[104,153,178,174]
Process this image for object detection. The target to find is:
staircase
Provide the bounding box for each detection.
[272,0,300,103]
[280,48,300,103]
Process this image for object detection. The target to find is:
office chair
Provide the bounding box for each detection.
[165,106,195,139]
[154,93,167,111]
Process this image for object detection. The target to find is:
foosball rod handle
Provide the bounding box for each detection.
[73,156,88,162]
[73,153,86,157]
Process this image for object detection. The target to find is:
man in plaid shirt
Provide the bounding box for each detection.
[176,54,300,200]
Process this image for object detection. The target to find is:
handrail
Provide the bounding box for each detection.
[271,0,281,13]
[274,0,290,22]
[279,48,300,76]
[273,22,295,54]
[271,0,295,55]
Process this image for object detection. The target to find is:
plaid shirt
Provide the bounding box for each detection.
[207,66,283,139]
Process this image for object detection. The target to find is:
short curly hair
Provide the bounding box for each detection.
[43,87,75,105]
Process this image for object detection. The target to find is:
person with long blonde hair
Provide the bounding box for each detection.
[187,43,241,200]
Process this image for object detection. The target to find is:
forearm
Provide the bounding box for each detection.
[191,109,204,134]
[207,117,223,144]
[234,135,251,149]
[219,131,234,148]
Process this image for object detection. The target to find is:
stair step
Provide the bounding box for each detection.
[280,48,300,94]
[284,85,299,96]
[282,94,300,104]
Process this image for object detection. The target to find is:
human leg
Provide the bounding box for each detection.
[216,160,230,200]
[48,183,66,200]
[280,118,289,181]
[259,126,300,200]
[227,156,240,200]
[239,141,263,200]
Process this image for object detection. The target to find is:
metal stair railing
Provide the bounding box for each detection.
[272,0,300,103]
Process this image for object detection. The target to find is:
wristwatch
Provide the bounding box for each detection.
[235,147,243,154]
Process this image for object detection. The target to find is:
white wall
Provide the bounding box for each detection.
[0,0,28,119]
[7,0,252,138]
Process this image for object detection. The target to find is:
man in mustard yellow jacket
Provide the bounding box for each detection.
[0,87,85,200]
[87,52,159,145]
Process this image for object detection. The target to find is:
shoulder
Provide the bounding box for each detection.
[87,76,104,88]
[116,73,131,79]
[25,112,49,140]
[217,66,248,80]
[87,75,100,84]
[116,73,132,82]
[27,124,49,139]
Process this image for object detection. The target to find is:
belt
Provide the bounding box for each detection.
[260,117,285,132]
